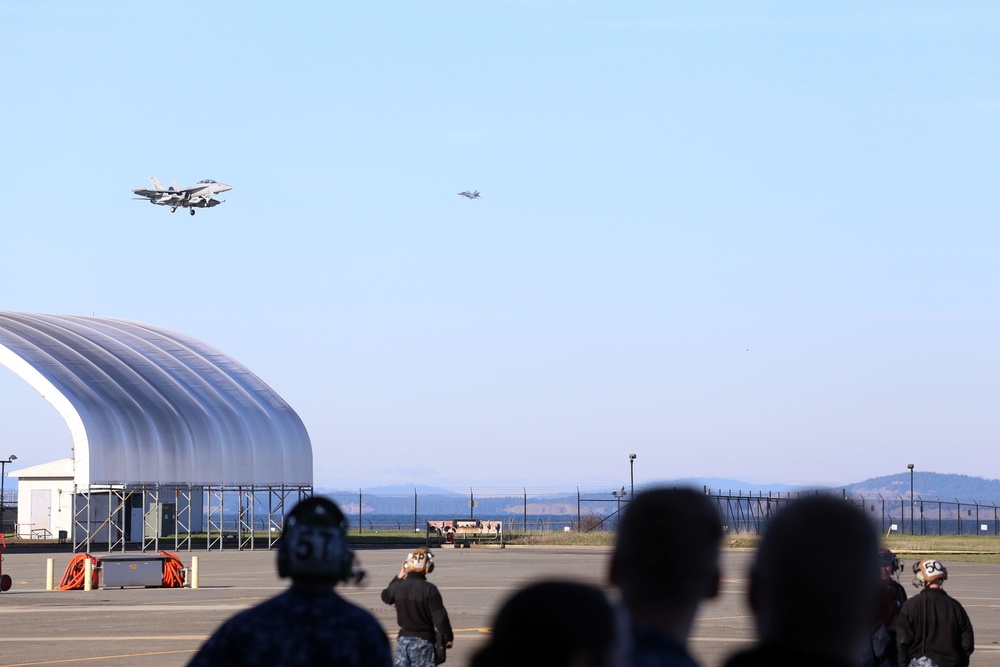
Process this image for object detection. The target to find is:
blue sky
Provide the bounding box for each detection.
[1,3,998,490]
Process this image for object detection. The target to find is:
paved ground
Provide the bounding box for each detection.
[1,546,1000,666]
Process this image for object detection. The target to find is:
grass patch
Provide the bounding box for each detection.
[347,530,617,547]
[503,531,616,547]
[882,535,1000,563]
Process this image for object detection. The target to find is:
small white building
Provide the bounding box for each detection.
[9,458,73,540]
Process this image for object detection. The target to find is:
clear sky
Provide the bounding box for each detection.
[1,3,998,491]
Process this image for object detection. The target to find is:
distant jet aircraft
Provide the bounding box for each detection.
[457,190,481,200]
[132,178,232,215]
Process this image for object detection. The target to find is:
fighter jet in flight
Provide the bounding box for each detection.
[132,177,232,215]
[457,190,481,200]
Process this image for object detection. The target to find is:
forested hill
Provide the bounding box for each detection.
[317,473,1000,512]
[841,472,1000,503]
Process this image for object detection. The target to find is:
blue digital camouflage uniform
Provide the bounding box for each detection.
[629,622,700,667]
[187,586,391,667]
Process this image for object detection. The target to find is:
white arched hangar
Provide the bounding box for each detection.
[0,312,312,551]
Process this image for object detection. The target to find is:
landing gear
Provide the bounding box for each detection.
[170,207,177,213]
[190,209,196,216]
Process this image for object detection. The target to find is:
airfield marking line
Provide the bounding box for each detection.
[0,649,194,666]
[0,604,251,614]
[694,614,756,622]
[1,637,207,642]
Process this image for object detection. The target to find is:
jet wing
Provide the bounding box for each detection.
[132,188,159,197]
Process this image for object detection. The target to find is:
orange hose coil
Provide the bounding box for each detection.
[159,551,185,588]
[57,554,100,590]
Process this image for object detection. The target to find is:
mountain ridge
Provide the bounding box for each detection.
[319,472,1000,504]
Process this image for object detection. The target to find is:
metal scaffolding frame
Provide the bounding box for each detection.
[70,484,312,552]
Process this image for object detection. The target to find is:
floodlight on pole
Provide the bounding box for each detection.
[907,464,915,535]
[629,453,637,499]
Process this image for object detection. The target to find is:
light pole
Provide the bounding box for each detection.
[0,454,16,537]
[907,464,915,535]
[629,453,637,499]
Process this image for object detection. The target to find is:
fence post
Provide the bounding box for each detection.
[577,487,581,532]
[413,488,418,532]
[358,488,362,534]
[523,488,527,532]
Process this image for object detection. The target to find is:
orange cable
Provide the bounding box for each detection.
[159,551,185,588]
[56,554,100,590]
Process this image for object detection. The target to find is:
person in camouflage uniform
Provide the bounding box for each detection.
[187,497,391,667]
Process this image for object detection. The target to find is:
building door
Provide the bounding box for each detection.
[130,506,143,542]
[30,489,51,537]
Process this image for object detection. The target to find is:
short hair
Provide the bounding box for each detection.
[471,581,615,667]
[611,487,723,609]
[751,495,880,648]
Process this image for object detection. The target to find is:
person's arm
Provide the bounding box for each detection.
[959,606,975,659]
[428,587,454,647]
[382,577,399,604]
[380,571,404,605]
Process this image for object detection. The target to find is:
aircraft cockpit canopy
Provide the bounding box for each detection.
[197,179,217,184]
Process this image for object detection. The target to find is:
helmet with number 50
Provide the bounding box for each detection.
[277,496,361,585]
[912,558,948,588]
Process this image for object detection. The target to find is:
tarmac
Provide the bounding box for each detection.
[2,545,1000,667]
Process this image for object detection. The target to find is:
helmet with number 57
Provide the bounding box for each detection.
[277,496,359,585]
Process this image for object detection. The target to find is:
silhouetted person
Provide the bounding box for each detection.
[863,549,908,667]
[724,495,881,667]
[896,559,973,667]
[188,496,391,667]
[470,580,616,667]
[610,487,723,667]
[381,548,453,667]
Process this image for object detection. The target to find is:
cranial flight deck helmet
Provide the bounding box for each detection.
[277,496,361,585]
[912,558,948,588]
[878,548,902,575]
[404,547,435,575]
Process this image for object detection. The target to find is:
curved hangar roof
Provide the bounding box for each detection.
[0,312,311,490]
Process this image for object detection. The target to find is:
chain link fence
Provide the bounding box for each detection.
[321,487,1000,536]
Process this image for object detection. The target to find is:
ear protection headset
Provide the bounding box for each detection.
[404,548,435,574]
[277,496,358,584]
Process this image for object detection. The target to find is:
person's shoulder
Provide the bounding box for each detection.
[223,590,292,622]
[631,628,698,667]
[899,591,925,609]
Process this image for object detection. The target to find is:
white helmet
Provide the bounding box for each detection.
[404,548,435,575]
[912,559,947,588]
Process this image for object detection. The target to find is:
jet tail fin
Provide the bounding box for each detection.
[149,177,165,191]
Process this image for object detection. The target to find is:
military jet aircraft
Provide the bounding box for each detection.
[457,190,481,200]
[132,177,232,215]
